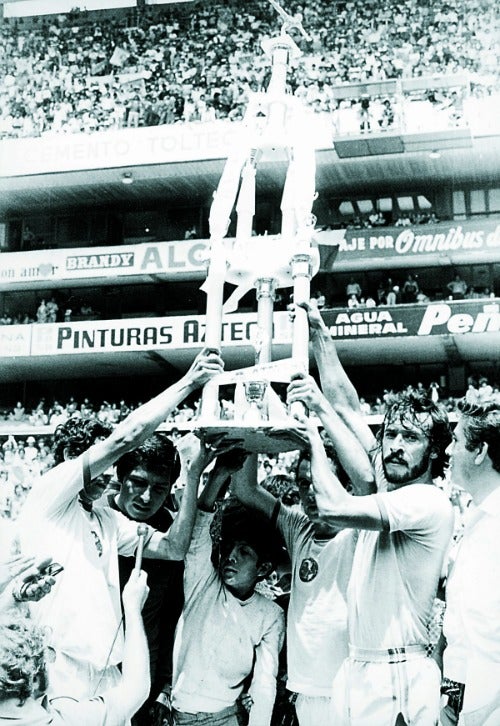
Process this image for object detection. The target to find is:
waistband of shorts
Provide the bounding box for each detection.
[349,644,427,663]
[173,703,238,721]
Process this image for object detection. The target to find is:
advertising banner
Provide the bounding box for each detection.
[320,218,500,270]
[321,300,499,339]
[19,299,499,358]
[0,240,210,289]
[29,312,293,356]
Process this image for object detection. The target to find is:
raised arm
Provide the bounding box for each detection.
[87,349,224,480]
[287,372,375,495]
[198,448,248,512]
[230,454,277,518]
[303,300,377,454]
[144,434,219,560]
[297,414,383,532]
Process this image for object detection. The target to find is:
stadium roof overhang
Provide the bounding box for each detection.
[0,331,496,383]
[1,131,499,217]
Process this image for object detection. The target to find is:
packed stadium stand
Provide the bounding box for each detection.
[0,0,499,505]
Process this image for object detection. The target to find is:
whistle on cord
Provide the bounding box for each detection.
[134,524,148,573]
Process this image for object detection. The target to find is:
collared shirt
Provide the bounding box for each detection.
[443,486,500,713]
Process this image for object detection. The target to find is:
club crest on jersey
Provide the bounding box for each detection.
[299,557,318,582]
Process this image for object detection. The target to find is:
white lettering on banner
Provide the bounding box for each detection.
[140,242,208,272]
[339,237,366,252]
[369,235,394,250]
[182,319,258,344]
[394,226,499,255]
[66,253,134,270]
[327,309,408,337]
[335,224,500,258]
[57,325,174,350]
[417,304,500,335]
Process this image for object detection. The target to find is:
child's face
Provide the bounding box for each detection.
[219,540,264,599]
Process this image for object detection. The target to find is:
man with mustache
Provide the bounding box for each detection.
[287,301,454,726]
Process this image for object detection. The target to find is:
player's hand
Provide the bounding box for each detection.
[297,298,329,334]
[239,692,254,713]
[184,348,224,388]
[212,448,248,478]
[122,569,149,613]
[287,371,326,414]
[291,410,322,448]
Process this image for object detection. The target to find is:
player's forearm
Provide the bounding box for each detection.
[309,434,350,514]
[312,329,360,411]
[105,378,195,457]
[247,689,275,726]
[314,400,375,495]
[231,456,276,518]
[163,464,203,558]
[121,607,150,714]
[198,468,230,511]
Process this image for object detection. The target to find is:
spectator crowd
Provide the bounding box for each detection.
[0,0,498,139]
[1,373,497,521]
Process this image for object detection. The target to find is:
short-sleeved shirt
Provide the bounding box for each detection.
[348,483,454,649]
[17,458,154,670]
[278,505,357,696]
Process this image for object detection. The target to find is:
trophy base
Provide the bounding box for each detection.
[196,421,308,454]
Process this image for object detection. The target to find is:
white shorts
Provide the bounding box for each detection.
[332,655,441,725]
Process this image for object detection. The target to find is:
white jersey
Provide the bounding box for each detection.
[278,506,357,697]
[17,458,151,675]
[348,483,454,649]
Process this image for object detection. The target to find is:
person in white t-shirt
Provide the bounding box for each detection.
[172,452,285,726]
[16,349,224,702]
[288,300,454,725]
[233,412,375,726]
[441,396,500,726]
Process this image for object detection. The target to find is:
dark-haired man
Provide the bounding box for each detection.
[288,301,454,725]
[17,349,224,701]
[441,397,500,725]
[171,451,285,726]
[110,433,185,725]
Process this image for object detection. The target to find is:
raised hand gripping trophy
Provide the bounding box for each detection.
[196,0,318,453]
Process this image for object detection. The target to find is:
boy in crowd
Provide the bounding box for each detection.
[171,450,285,726]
